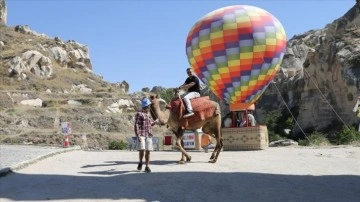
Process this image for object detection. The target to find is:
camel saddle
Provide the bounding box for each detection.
[166,96,218,128]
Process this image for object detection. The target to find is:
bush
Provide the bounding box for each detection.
[269,133,283,143]
[334,126,360,145]
[109,140,127,150]
[298,131,330,146]
[263,110,293,141]
[263,110,281,132]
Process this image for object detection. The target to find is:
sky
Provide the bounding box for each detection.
[5,0,356,93]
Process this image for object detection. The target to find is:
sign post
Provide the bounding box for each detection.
[61,122,71,147]
[183,130,196,149]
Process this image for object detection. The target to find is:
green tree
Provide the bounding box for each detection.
[159,88,175,103]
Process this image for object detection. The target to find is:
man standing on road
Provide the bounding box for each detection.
[134,97,158,173]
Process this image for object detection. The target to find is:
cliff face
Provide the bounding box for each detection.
[0,0,6,24]
[255,3,360,134]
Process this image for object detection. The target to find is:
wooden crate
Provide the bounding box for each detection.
[222,125,269,151]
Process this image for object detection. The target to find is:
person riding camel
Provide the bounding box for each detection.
[177,68,201,118]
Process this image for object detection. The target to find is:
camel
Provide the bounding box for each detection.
[149,93,223,163]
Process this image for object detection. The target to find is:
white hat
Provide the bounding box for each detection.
[141,97,151,108]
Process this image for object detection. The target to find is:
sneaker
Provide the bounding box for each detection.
[183,111,194,118]
[137,163,142,171]
[145,166,151,173]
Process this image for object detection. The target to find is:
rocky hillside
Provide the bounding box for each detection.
[255,2,360,138]
[0,19,169,149]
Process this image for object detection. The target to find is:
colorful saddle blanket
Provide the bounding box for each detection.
[166,96,218,128]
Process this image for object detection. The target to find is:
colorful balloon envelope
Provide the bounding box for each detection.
[186,5,286,110]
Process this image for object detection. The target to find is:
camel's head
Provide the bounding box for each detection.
[148,95,158,120]
[149,95,167,124]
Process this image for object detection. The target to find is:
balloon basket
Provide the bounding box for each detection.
[221,125,269,151]
[230,103,255,111]
[224,109,255,128]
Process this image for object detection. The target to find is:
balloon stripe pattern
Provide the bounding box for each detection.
[186,5,286,109]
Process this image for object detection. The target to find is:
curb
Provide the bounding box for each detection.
[0,146,81,177]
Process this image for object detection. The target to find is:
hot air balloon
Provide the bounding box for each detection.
[186,5,286,111]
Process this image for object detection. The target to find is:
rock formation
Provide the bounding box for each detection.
[0,0,6,24]
[255,3,360,136]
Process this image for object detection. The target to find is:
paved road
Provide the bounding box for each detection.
[0,144,80,176]
[1,146,360,202]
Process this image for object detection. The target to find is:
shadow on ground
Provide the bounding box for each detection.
[1,161,359,202]
[81,159,180,169]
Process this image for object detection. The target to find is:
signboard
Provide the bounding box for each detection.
[61,122,72,135]
[183,130,195,149]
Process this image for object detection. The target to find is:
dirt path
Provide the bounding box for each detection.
[1,146,360,202]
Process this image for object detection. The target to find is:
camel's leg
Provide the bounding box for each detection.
[202,123,216,162]
[173,130,185,164]
[172,130,185,164]
[210,135,223,163]
[208,119,222,163]
[208,144,218,163]
[182,139,191,162]
[209,138,217,160]
[176,139,188,164]
[176,140,185,164]
[176,129,191,163]
[210,145,216,160]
